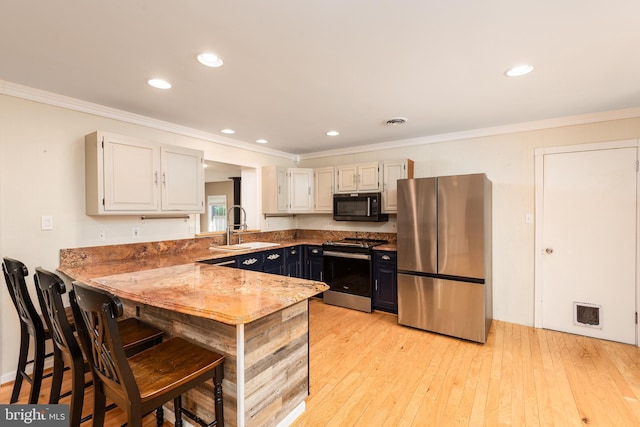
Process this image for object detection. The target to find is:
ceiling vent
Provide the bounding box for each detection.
[386,117,407,126]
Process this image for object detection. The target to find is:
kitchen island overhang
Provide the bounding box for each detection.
[59,261,328,427]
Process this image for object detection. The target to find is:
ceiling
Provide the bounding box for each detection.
[2,1,640,155]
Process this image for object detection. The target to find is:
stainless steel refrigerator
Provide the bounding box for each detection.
[397,174,492,343]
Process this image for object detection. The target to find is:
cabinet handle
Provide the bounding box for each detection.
[243,258,258,265]
[320,272,323,281]
[375,279,378,291]
[312,249,319,254]
[291,250,297,255]
[382,255,391,261]
[267,254,280,260]
[162,172,166,185]
[154,171,158,184]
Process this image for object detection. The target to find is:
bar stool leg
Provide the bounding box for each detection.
[173,395,183,427]
[69,361,86,427]
[155,406,164,426]
[48,348,64,403]
[10,326,29,403]
[214,364,224,426]
[28,333,46,404]
[92,382,107,427]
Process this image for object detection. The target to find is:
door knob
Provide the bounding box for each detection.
[545,248,553,254]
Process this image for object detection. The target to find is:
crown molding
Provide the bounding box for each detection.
[0,80,296,161]
[299,107,640,160]
[4,80,640,162]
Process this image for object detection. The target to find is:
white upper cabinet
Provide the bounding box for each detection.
[381,159,414,212]
[160,145,205,212]
[262,166,314,213]
[85,131,205,215]
[335,162,380,193]
[314,167,334,212]
[289,168,314,212]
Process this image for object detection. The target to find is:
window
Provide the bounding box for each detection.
[208,195,227,232]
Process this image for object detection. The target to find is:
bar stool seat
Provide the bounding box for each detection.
[73,281,225,427]
[3,257,60,404]
[34,267,164,427]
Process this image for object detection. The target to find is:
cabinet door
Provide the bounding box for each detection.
[236,253,263,271]
[285,246,303,278]
[263,249,285,275]
[373,251,398,313]
[314,167,334,212]
[382,161,405,212]
[335,165,358,192]
[305,246,324,281]
[357,162,380,192]
[160,146,205,212]
[262,166,289,213]
[289,168,314,212]
[103,134,159,212]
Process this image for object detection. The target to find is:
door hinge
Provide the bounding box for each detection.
[102,198,105,206]
[636,312,638,324]
[101,136,104,149]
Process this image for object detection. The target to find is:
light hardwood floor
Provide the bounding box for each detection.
[293,298,640,427]
[3,299,640,426]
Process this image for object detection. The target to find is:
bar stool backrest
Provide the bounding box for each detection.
[34,268,81,363]
[3,257,45,337]
[72,282,140,405]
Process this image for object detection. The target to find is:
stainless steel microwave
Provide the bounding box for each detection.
[333,192,388,222]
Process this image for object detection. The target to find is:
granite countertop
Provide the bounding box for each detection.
[72,262,327,325]
[58,236,395,326]
[59,239,329,326]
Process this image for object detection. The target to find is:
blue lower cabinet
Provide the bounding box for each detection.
[263,248,285,275]
[305,245,323,281]
[285,246,303,278]
[236,253,263,271]
[372,251,397,313]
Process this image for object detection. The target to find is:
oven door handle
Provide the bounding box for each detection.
[323,251,371,260]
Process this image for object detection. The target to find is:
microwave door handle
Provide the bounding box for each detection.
[367,197,371,216]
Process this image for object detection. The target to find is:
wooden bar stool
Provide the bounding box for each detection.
[34,267,164,427]
[72,281,225,427]
[2,257,67,404]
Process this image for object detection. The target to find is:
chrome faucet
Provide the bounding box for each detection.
[226,205,247,244]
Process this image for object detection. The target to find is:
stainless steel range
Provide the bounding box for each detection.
[322,238,387,313]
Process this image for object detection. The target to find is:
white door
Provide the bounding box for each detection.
[289,168,313,212]
[541,146,637,344]
[160,146,204,212]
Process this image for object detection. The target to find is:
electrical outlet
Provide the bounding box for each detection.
[132,227,141,238]
[98,230,106,241]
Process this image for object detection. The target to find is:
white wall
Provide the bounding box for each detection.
[0,94,296,381]
[298,118,640,328]
[3,90,640,381]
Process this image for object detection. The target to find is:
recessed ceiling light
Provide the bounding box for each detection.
[221,129,235,134]
[326,131,340,136]
[386,117,408,126]
[256,139,268,144]
[147,78,172,89]
[197,53,224,68]
[505,64,534,77]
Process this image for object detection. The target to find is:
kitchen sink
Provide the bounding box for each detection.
[210,242,280,251]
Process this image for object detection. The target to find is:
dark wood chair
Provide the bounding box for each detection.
[34,267,165,427]
[2,257,65,404]
[72,281,225,427]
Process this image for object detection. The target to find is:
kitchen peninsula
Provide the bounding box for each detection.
[58,241,329,427]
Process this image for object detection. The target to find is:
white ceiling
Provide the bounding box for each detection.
[2,1,640,155]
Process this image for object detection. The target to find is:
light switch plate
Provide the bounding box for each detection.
[41,215,53,231]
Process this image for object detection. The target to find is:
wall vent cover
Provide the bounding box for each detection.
[574,302,602,329]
